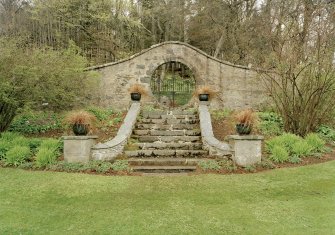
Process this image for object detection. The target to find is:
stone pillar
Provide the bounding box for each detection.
[63,136,98,163]
[226,135,264,166]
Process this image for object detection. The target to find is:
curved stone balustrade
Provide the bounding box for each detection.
[198,102,232,157]
[91,102,141,161]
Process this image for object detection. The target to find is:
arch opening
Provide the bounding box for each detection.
[150,61,196,108]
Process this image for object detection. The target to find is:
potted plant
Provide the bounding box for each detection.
[235,109,257,135]
[194,85,217,101]
[128,83,149,101]
[65,110,97,136]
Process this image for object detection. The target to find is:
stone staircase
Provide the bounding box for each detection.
[124,109,208,174]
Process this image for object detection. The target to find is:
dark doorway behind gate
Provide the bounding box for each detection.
[150,61,195,108]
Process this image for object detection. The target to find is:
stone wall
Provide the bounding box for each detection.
[87,41,268,110]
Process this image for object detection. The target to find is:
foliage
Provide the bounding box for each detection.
[256,159,276,169]
[4,146,31,166]
[35,148,59,168]
[198,160,221,171]
[266,132,327,163]
[269,146,289,163]
[0,140,11,159]
[291,141,312,158]
[28,138,43,153]
[218,159,238,172]
[9,111,63,134]
[266,133,302,153]
[211,109,232,120]
[111,160,129,172]
[0,39,97,132]
[243,165,256,173]
[258,112,283,136]
[317,125,335,142]
[305,133,326,153]
[40,139,61,151]
[128,84,149,97]
[86,107,114,121]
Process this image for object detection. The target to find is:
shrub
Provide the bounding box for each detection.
[198,160,221,171]
[5,146,31,166]
[291,140,312,158]
[111,160,129,172]
[266,133,302,153]
[269,146,289,163]
[35,148,58,168]
[305,133,325,152]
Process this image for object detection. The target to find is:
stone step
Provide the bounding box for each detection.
[128,157,200,166]
[133,130,201,136]
[125,149,207,157]
[139,119,198,125]
[132,135,201,143]
[136,123,196,130]
[141,114,198,120]
[141,110,197,116]
[132,142,203,150]
[131,165,197,173]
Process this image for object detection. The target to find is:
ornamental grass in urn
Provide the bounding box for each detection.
[65,110,97,136]
[193,85,217,101]
[235,109,258,135]
[128,83,149,101]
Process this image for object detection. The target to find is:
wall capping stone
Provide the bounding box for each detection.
[198,103,232,156]
[91,102,141,161]
[86,41,251,71]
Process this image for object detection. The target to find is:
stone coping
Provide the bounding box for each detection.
[63,136,98,140]
[198,104,232,155]
[226,135,264,141]
[86,41,251,71]
[92,102,141,150]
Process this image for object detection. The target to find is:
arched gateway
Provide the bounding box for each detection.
[87,41,266,110]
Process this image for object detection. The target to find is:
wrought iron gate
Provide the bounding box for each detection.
[150,76,196,107]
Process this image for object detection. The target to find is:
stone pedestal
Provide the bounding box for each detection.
[63,136,98,163]
[226,135,264,166]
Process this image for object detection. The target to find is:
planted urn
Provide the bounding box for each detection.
[65,110,96,136]
[235,109,257,135]
[128,83,149,101]
[194,85,217,101]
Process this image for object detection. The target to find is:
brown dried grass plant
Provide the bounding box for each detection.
[64,110,97,127]
[193,85,218,100]
[235,109,258,127]
[128,83,149,97]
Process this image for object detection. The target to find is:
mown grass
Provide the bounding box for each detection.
[1,161,335,234]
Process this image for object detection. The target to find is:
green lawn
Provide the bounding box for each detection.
[1,162,335,235]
